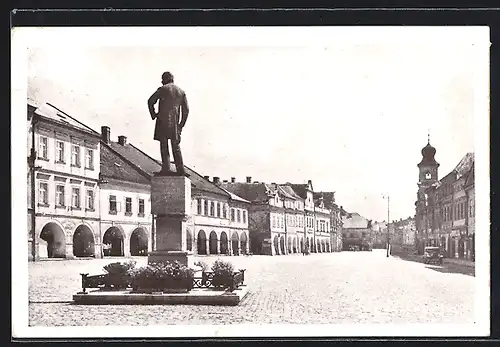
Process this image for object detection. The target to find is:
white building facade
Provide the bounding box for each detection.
[28,101,102,260]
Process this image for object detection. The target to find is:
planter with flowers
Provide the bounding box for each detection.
[210,260,235,289]
[131,261,195,293]
[103,261,136,289]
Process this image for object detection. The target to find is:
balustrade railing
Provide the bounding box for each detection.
[78,269,246,294]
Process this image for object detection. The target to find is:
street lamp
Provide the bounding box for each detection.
[383,195,390,257]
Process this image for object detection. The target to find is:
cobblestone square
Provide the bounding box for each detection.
[28,250,474,326]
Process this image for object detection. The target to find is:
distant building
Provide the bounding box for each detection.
[276,184,305,253]
[222,179,341,255]
[342,213,373,250]
[221,178,285,255]
[313,195,332,252]
[314,192,343,252]
[371,221,388,249]
[389,217,416,254]
[289,181,317,252]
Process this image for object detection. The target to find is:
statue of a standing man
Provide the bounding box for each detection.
[148,71,189,176]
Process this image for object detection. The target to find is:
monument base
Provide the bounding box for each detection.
[148,250,195,269]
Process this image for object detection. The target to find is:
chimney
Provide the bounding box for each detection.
[307,179,312,185]
[118,135,127,146]
[213,177,220,185]
[223,180,228,183]
[101,126,110,144]
[246,176,252,183]
[231,177,236,183]
[204,175,210,180]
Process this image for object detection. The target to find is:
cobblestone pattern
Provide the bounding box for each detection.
[28,251,474,326]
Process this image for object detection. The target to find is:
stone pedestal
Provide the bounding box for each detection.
[148,175,194,268]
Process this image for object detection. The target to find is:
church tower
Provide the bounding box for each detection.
[415,134,439,252]
[417,134,439,188]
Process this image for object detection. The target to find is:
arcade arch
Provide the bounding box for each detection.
[273,235,280,255]
[39,222,66,258]
[130,227,148,256]
[197,230,207,255]
[72,224,95,257]
[220,231,229,255]
[209,231,218,255]
[231,232,239,256]
[239,232,248,255]
[103,226,125,257]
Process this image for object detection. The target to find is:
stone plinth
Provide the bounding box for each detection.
[151,175,191,216]
[149,176,193,267]
[73,286,250,306]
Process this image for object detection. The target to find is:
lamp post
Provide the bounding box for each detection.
[383,195,390,257]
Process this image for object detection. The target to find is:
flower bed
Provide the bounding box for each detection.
[131,262,194,293]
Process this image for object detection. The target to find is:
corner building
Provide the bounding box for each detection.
[27,101,101,260]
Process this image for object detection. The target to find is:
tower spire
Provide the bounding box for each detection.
[427,129,430,144]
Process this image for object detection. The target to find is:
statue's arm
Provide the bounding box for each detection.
[148,88,160,119]
[179,92,190,128]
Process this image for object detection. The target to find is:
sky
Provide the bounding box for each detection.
[25,28,481,222]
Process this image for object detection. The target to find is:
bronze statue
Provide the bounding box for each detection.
[148,71,189,176]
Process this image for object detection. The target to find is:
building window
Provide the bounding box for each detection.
[71,187,81,209]
[243,210,247,223]
[109,195,117,214]
[71,145,81,167]
[231,208,235,222]
[86,189,94,210]
[125,197,132,215]
[38,136,48,160]
[217,202,221,218]
[237,209,241,223]
[210,202,215,217]
[223,204,228,219]
[197,199,202,215]
[85,148,94,170]
[139,198,145,216]
[38,182,48,205]
[56,141,65,163]
[272,215,276,228]
[55,185,65,207]
[204,200,208,216]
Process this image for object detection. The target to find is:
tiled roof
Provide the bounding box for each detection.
[108,142,230,197]
[100,144,150,185]
[287,184,308,199]
[219,187,250,204]
[220,182,275,203]
[454,152,474,179]
[277,185,301,200]
[342,212,370,229]
[33,102,100,138]
[464,162,475,188]
[313,191,336,209]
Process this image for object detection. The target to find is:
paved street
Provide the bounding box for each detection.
[28,250,474,326]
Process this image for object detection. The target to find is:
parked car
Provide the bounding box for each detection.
[423,246,444,265]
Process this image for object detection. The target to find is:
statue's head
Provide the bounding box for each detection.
[161,71,174,84]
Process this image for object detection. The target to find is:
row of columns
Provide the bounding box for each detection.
[192,237,250,256]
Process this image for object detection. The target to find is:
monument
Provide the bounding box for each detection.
[147,71,193,267]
